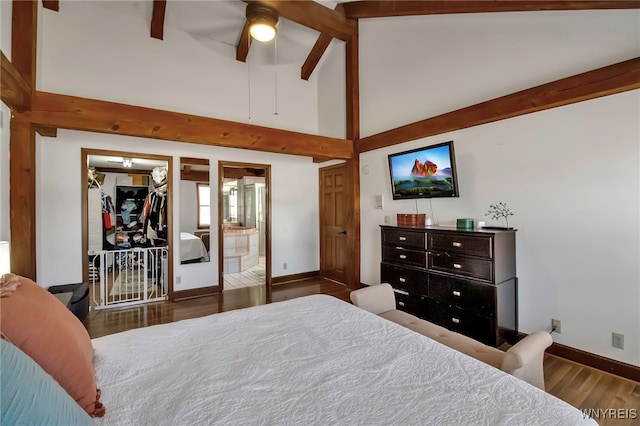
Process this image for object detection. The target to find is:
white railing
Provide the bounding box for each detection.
[90,247,168,309]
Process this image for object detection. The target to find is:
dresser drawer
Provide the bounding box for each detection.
[428,232,492,258]
[394,291,429,319]
[429,254,493,281]
[382,229,426,250]
[381,263,428,296]
[382,246,427,269]
[429,302,494,346]
[428,274,494,313]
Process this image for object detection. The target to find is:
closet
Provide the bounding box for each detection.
[83,150,172,309]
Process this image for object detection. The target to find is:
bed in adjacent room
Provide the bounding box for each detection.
[179,231,210,263]
[91,295,595,425]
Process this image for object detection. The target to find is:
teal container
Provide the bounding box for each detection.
[456,218,474,229]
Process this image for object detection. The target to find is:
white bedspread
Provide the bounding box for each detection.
[180,232,210,262]
[92,295,595,425]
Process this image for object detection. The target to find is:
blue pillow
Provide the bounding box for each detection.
[0,339,94,425]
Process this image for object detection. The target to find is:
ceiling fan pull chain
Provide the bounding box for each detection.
[247,58,252,122]
[274,35,279,116]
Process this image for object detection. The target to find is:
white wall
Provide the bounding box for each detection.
[318,40,346,139]
[38,130,321,291]
[357,10,640,366]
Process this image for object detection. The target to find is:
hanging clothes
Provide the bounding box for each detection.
[143,184,168,247]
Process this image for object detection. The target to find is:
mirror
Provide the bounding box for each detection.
[221,165,268,290]
[179,158,211,264]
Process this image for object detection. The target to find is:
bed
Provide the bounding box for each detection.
[91,295,596,425]
[180,231,210,263]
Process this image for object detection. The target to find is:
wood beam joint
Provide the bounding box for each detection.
[34,126,57,137]
[1,51,32,112]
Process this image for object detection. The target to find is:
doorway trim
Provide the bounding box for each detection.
[217,161,272,292]
[80,148,174,299]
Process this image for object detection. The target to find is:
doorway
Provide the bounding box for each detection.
[218,161,271,291]
[81,148,173,308]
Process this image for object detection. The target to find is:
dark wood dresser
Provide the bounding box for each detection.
[380,225,517,347]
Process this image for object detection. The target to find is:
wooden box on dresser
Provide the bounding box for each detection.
[380,225,517,347]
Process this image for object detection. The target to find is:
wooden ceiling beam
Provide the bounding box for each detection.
[356,57,640,153]
[24,91,354,160]
[181,157,210,166]
[301,4,346,81]
[151,0,167,40]
[1,51,31,112]
[342,1,640,18]
[12,0,37,90]
[246,1,357,42]
[180,170,210,182]
[236,19,251,62]
[345,33,360,141]
[223,167,264,179]
[95,166,155,175]
[42,0,59,12]
[301,35,332,81]
[10,0,38,280]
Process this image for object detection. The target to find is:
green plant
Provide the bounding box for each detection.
[485,202,514,228]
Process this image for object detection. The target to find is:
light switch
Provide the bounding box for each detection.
[374,195,383,209]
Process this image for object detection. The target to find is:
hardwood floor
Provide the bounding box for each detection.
[84,278,639,425]
[85,277,351,339]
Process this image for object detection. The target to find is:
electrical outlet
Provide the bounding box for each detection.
[175,275,182,285]
[283,263,287,270]
[384,215,391,224]
[612,332,624,349]
[552,318,561,334]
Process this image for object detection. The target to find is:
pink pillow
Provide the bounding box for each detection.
[0,274,104,417]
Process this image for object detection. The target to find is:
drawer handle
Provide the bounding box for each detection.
[453,263,462,269]
[452,242,462,247]
[393,289,409,296]
[398,301,405,307]
[452,317,460,324]
[452,290,461,297]
[399,254,407,259]
[399,278,406,283]
[399,236,407,241]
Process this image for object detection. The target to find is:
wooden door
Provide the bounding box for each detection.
[320,164,348,284]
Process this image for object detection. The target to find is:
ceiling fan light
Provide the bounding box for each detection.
[250,22,277,42]
[246,3,278,42]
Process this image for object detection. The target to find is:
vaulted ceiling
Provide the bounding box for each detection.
[41,0,640,80]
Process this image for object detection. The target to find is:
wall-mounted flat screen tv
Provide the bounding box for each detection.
[388,141,459,200]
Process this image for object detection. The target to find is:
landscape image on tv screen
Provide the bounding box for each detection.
[388,141,458,199]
